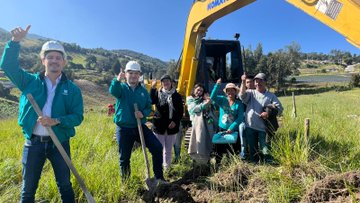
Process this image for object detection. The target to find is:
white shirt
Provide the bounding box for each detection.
[32,75,61,136]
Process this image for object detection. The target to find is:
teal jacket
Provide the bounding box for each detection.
[0,41,84,142]
[109,79,152,128]
[210,84,244,131]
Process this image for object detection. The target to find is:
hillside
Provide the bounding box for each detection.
[0,27,169,84]
[0,78,114,119]
[75,79,114,107]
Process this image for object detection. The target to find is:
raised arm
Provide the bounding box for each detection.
[0,25,35,91]
[239,73,249,103]
[210,78,222,104]
[109,68,126,98]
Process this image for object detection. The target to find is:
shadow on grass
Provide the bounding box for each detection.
[309,134,356,169]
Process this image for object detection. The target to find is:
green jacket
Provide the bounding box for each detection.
[0,41,84,142]
[210,84,244,131]
[109,79,152,128]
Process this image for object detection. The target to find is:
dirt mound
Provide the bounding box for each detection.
[242,176,268,202]
[170,162,265,202]
[175,164,212,185]
[304,171,360,202]
[142,183,195,203]
[209,163,253,191]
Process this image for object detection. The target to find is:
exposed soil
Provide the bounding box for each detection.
[140,164,360,203]
[303,171,360,203]
[141,163,267,203]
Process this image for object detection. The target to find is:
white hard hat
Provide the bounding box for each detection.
[40,41,66,59]
[125,61,141,72]
[206,58,213,66]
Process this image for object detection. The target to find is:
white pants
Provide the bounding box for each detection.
[155,132,177,170]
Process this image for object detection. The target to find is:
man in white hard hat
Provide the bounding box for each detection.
[109,61,165,181]
[239,72,283,163]
[0,25,83,203]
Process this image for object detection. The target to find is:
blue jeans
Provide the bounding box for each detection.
[245,127,269,163]
[115,125,164,180]
[239,122,247,159]
[21,137,74,203]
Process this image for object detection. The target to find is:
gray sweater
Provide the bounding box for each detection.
[239,89,283,132]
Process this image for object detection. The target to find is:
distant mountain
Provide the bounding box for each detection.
[0,27,169,85]
[0,28,11,42]
[27,33,50,41]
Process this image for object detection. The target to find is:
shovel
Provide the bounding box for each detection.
[27,93,96,203]
[133,103,158,190]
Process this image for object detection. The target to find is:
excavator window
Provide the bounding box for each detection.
[196,39,244,91]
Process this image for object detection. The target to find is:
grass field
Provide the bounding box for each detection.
[1,88,360,202]
[0,97,18,119]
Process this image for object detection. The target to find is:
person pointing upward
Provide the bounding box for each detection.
[0,25,84,202]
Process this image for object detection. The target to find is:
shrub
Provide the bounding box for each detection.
[349,73,360,87]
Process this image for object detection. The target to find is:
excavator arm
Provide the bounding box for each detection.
[177,0,360,97]
[287,0,360,48]
[177,0,256,97]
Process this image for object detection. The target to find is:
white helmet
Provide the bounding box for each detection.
[125,61,141,72]
[40,41,67,59]
[206,58,213,66]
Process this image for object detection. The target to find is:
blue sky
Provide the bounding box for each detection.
[1,0,359,61]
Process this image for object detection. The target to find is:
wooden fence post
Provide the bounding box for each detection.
[292,92,297,118]
[304,118,310,140]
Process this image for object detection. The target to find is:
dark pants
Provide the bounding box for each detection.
[245,127,270,163]
[115,125,164,180]
[173,124,183,161]
[21,136,74,203]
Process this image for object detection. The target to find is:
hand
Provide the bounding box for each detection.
[117,68,125,82]
[260,112,269,119]
[225,129,233,134]
[241,72,247,82]
[37,116,59,127]
[11,25,31,42]
[216,78,221,84]
[134,111,144,119]
[151,79,157,89]
[203,93,211,105]
[168,121,176,129]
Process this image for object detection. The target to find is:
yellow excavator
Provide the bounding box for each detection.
[177,0,360,97]
[175,0,360,147]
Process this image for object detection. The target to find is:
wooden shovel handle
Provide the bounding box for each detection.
[134,103,151,179]
[27,94,95,203]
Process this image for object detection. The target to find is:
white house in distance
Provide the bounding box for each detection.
[345,63,360,73]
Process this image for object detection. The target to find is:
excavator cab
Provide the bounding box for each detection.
[195,39,244,92]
